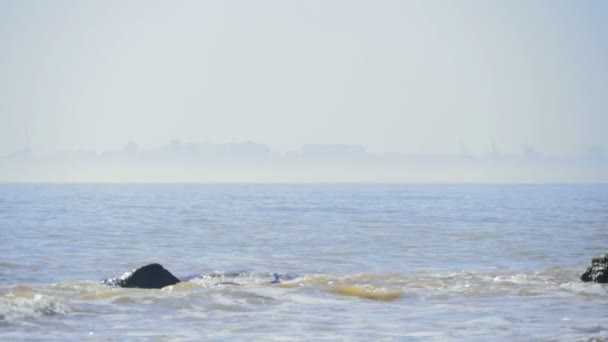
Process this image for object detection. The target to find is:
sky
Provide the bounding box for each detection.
[1,0,607,159]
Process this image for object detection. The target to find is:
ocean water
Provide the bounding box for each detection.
[0,184,607,341]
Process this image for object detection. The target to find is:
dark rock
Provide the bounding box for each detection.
[581,254,608,283]
[102,263,181,289]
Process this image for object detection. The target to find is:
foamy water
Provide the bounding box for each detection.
[1,184,607,340]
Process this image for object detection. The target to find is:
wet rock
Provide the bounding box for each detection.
[102,263,181,289]
[581,254,608,283]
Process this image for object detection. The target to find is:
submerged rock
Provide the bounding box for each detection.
[580,254,608,283]
[102,263,181,289]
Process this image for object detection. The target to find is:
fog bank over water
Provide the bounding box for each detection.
[1,1,608,163]
[1,141,606,183]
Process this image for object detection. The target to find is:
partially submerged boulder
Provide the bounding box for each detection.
[581,254,608,283]
[102,263,181,289]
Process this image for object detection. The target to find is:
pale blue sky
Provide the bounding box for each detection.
[1,0,607,157]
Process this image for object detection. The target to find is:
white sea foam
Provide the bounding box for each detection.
[0,292,70,323]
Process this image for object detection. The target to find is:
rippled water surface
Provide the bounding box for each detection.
[1,184,607,340]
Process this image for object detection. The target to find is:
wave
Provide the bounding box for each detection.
[0,286,70,324]
[264,266,605,300]
[149,267,606,301]
[1,266,605,325]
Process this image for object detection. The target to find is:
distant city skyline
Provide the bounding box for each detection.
[2,139,606,183]
[3,138,607,159]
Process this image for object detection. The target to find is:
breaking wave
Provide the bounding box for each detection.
[0,266,605,325]
[0,286,70,324]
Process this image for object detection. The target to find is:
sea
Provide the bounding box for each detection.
[0,184,607,341]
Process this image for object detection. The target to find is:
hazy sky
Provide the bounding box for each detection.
[1,0,607,157]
